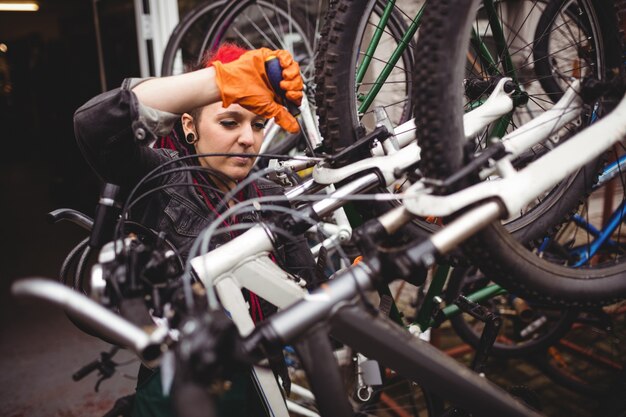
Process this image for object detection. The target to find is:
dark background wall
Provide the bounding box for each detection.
[0,0,141,287]
[0,2,144,415]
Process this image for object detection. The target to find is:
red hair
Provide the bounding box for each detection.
[155,44,249,154]
[201,43,248,68]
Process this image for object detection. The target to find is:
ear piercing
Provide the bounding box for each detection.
[185,133,198,144]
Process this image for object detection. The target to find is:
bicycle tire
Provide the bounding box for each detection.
[313,0,447,255]
[531,306,626,397]
[446,266,577,358]
[315,0,416,152]
[413,0,626,306]
[533,0,597,104]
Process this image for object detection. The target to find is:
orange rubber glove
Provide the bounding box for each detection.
[212,48,303,133]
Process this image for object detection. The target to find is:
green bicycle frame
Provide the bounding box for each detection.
[355,0,517,136]
[414,264,507,332]
[356,1,425,115]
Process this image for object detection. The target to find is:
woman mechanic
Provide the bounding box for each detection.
[73,45,316,416]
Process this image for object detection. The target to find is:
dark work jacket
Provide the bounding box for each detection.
[74,79,316,417]
[73,77,315,280]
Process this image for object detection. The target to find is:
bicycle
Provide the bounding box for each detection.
[13,1,626,414]
[409,0,626,307]
[313,0,622,254]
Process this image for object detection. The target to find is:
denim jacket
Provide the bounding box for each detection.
[73,78,315,280]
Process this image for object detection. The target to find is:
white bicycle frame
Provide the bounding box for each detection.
[263,78,516,265]
[189,78,626,415]
[178,79,519,415]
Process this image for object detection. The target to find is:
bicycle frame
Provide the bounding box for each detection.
[403,84,626,219]
[536,154,626,266]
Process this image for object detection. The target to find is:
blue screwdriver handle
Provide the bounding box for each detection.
[265,56,301,116]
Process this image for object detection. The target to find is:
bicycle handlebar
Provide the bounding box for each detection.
[11,278,164,364]
[72,359,100,381]
[47,209,94,231]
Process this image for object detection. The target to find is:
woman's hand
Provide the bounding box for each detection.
[212,48,303,133]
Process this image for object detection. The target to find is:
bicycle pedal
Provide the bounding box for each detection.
[379,294,393,317]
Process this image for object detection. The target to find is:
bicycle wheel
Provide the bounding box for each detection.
[413,0,626,306]
[446,266,577,358]
[532,304,626,397]
[315,0,417,152]
[161,0,227,76]
[162,0,321,78]
[315,0,451,253]
[163,0,327,165]
[201,0,323,83]
[457,0,608,246]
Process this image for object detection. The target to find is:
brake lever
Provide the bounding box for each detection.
[73,346,120,392]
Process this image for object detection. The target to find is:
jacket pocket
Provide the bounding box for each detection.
[161,192,211,238]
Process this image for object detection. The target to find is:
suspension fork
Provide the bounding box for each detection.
[470,0,536,138]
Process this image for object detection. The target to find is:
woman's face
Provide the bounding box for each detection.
[190,102,266,188]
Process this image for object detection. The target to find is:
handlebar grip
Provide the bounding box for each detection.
[73,360,100,381]
[265,56,301,117]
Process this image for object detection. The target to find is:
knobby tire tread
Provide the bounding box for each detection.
[414,0,626,306]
